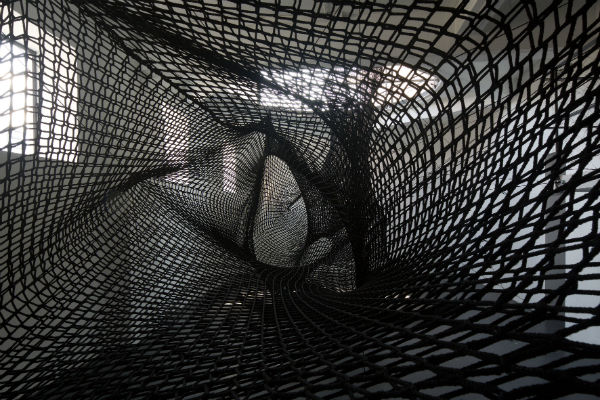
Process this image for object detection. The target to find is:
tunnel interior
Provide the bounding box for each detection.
[1,0,600,399]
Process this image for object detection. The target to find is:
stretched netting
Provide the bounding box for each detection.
[1,0,600,398]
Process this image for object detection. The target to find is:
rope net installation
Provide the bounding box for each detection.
[1,0,599,399]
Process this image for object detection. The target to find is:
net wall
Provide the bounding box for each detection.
[1,0,600,399]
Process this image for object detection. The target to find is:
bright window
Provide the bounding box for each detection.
[161,100,191,184]
[259,65,440,111]
[374,64,440,108]
[0,7,78,162]
[0,37,37,155]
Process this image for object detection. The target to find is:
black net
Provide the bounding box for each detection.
[1,0,600,398]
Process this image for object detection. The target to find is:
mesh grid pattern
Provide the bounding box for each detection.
[1,0,600,398]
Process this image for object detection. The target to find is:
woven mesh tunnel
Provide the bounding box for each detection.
[1,0,600,399]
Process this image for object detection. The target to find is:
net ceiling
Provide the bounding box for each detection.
[1,0,600,398]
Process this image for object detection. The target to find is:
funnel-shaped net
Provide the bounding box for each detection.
[1,0,600,398]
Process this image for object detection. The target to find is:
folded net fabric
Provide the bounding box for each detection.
[1,0,599,399]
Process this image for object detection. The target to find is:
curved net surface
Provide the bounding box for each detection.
[1,0,600,398]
